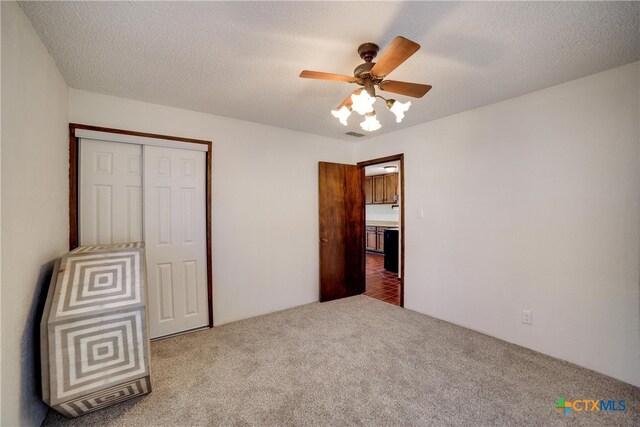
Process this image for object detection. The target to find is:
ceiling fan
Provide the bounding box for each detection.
[300,36,431,132]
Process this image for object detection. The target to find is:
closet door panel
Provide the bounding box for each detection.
[144,146,208,338]
[79,139,143,245]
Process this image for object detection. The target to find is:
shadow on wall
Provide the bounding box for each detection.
[19,259,57,422]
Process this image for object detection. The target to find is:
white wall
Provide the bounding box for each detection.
[355,61,640,387]
[69,89,354,326]
[366,204,400,222]
[1,2,70,425]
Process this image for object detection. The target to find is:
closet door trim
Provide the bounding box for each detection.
[76,128,208,152]
[69,123,214,329]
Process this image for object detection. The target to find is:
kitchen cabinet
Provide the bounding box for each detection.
[365,172,398,205]
[366,225,387,253]
[364,176,373,204]
[373,175,385,204]
[366,226,377,251]
[376,228,384,252]
[383,173,398,203]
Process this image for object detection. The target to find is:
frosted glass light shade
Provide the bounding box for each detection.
[389,100,411,123]
[360,113,381,132]
[350,90,375,115]
[331,106,351,126]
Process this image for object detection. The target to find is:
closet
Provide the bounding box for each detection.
[74,126,211,339]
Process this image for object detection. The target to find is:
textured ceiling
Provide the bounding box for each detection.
[19,1,640,141]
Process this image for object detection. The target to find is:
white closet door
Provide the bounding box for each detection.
[144,146,208,338]
[79,139,143,245]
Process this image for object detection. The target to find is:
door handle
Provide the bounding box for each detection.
[320,238,329,243]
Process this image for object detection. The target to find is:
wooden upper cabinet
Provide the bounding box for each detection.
[373,175,385,204]
[383,173,398,203]
[364,172,398,205]
[364,176,373,204]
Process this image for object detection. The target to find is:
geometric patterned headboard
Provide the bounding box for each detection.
[40,242,152,418]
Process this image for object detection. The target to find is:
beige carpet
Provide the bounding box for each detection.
[43,296,639,426]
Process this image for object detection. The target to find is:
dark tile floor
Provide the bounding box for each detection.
[364,253,400,306]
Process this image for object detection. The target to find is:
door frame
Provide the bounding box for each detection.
[68,123,214,329]
[357,154,405,307]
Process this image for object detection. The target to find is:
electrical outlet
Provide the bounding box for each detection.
[522,310,533,325]
[417,208,424,219]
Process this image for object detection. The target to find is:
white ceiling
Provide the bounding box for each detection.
[19,1,640,141]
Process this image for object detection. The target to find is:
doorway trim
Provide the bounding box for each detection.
[357,154,405,307]
[68,123,214,328]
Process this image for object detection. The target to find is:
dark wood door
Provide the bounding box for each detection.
[319,162,365,302]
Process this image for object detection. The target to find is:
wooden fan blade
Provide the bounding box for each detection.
[300,70,356,83]
[337,88,363,110]
[370,36,420,78]
[378,80,432,98]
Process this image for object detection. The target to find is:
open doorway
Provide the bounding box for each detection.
[358,155,404,307]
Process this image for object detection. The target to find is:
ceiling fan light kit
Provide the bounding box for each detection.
[388,99,411,123]
[331,105,352,126]
[361,111,382,132]
[350,90,376,115]
[300,36,432,132]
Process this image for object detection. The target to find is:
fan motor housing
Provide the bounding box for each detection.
[357,42,379,62]
[354,62,383,86]
[354,62,374,77]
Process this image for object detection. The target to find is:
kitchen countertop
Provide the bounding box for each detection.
[366,220,399,228]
